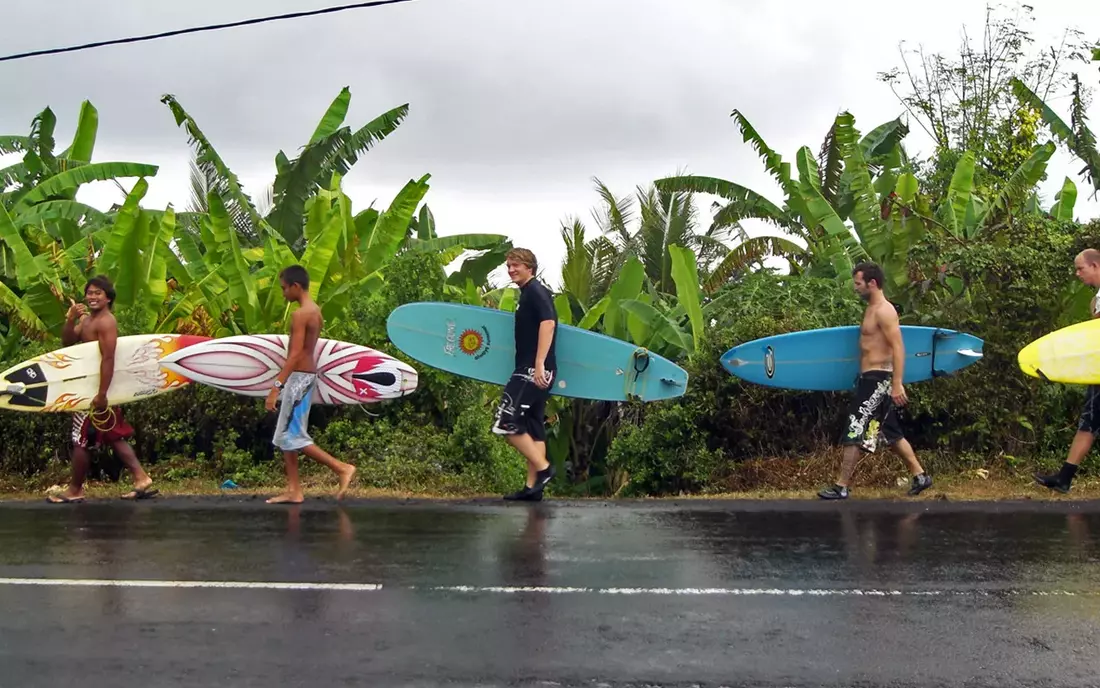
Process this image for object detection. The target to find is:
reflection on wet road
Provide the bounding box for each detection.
[1,498,1098,686]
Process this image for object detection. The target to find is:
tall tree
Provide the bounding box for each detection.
[877,4,1088,200]
[1010,42,1100,199]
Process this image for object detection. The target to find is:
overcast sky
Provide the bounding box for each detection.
[2,0,1098,288]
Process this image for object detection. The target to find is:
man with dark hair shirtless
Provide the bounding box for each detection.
[818,262,933,500]
[48,275,157,503]
[1035,248,1100,493]
[264,264,357,504]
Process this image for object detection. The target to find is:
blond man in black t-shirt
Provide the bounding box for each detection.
[491,248,558,501]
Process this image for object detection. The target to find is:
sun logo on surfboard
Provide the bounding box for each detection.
[459,329,484,356]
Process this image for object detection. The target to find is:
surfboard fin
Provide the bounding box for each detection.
[957,349,983,358]
[660,377,684,386]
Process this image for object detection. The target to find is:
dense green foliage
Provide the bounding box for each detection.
[1,13,1098,496]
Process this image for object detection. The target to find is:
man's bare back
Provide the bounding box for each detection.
[858,299,898,373]
[287,302,322,374]
[265,265,356,505]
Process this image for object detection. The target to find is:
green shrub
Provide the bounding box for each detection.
[446,399,526,493]
[606,402,726,496]
[901,215,1100,460]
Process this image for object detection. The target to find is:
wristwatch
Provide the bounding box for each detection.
[273,380,284,390]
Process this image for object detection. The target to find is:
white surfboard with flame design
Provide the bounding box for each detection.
[0,334,210,412]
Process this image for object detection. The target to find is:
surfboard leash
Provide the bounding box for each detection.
[625,348,651,401]
[90,408,118,432]
[930,328,941,378]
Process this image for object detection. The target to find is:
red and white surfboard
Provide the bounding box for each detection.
[158,335,418,405]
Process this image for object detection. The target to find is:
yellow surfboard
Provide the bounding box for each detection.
[1018,319,1100,384]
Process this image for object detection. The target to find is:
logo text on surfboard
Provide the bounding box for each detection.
[444,320,457,357]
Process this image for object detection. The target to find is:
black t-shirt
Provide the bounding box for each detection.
[514,278,557,371]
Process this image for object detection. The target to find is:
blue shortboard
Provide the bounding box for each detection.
[386,302,688,402]
[721,326,984,392]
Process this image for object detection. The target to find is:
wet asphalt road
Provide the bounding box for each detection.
[1,498,1099,687]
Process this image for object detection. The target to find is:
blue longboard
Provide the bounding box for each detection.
[721,326,984,392]
[386,302,688,401]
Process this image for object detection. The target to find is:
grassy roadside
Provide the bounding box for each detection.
[1,470,1096,503]
[0,447,1094,503]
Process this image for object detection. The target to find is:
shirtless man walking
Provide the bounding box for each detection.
[818,262,933,500]
[1035,249,1100,493]
[48,276,157,503]
[264,265,357,504]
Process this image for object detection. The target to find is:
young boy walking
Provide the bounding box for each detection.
[265,265,357,504]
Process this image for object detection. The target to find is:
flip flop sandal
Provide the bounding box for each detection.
[46,494,85,504]
[121,487,160,500]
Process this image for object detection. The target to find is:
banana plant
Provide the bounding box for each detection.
[1,101,157,298]
[159,172,433,336]
[0,203,50,338]
[934,142,1056,239]
[266,87,410,248]
[0,176,166,339]
[163,88,416,250]
[1049,177,1077,221]
[655,109,911,286]
[557,219,619,320]
[1011,76,1100,198]
[3,102,158,213]
[0,100,161,343]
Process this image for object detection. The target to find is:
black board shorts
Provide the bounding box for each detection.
[840,370,904,453]
[491,367,553,442]
[1080,386,1100,436]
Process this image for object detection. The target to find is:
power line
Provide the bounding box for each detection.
[0,0,418,63]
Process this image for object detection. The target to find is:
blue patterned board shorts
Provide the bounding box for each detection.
[273,372,317,452]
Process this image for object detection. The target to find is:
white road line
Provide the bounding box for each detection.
[0,578,1097,597]
[0,578,382,591]
[419,585,1100,597]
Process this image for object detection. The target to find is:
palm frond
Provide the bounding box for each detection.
[0,136,31,156]
[1069,75,1100,194]
[1012,76,1100,195]
[591,177,635,245]
[981,142,1056,228]
[161,94,265,245]
[818,120,843,205]
[731,109,792,192]
[324,104,410,178]
[702,236,805,294]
